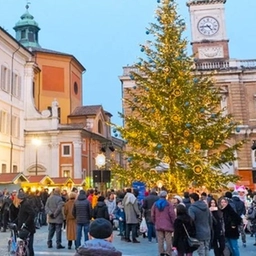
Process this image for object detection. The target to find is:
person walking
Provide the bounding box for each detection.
[188,193,212,256]
[72,189,92,249]
[45,187,65,249]
[173,204,197,256]
[151,190,176,256]
[64,192,76,249]
[142,189,159,243]
[16,191,36,256]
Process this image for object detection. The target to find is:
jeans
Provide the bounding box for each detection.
[119,220,125,236]
[47,223,62,246]
[75,223,89,249]
[147,222,157,242]
[226,238,240,256]
[197,239,210,256]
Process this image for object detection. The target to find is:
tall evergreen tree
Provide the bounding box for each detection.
[112,0,244,192]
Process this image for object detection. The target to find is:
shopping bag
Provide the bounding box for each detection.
[139,217,148,233]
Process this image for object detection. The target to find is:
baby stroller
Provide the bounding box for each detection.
[8,223,30,256]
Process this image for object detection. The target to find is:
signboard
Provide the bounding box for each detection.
[132,181,146,202]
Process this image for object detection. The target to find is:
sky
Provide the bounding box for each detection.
[0,0,256,126]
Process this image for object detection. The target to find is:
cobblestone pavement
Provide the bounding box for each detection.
[0,225,255,256]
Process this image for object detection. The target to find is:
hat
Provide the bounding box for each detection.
[224,191,232,199]
[98,196,105,202]
[232,191,239,197]
[79,190,86,195]
[89,218,113,239]
[159,190,167,198]
[174,195,183,203]
[17,192,26,200]
[12,190,17,193]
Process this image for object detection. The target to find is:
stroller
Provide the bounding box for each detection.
[8,223,30,256]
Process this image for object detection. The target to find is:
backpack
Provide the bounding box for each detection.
[247,206,256,220]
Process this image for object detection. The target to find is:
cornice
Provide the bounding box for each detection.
[187,0,226,7]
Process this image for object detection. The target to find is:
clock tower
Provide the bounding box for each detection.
[187,0,229,61]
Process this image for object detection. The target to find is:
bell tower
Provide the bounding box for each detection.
[187,0,229,61]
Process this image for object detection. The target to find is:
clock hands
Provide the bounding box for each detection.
[200,24,213,31]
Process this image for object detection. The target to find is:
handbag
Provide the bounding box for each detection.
[140,217,148,233]
[182,224,200,248]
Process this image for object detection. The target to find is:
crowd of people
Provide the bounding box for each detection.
[0,185,256,256]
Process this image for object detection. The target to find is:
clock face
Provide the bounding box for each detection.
[197,16,219,36]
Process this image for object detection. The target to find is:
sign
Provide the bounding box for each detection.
[132,181,146,202]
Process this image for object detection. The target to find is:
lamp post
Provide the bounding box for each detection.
[32,138,41,176]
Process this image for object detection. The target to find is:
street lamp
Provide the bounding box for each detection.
[32,138,41,176]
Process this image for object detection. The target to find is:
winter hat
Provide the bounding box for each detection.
[159,190,167,198]
[89,218,113,239]
[17,192,26,200]
[174,195,183,203]
[224,191,232,199]
[232,191,239,198]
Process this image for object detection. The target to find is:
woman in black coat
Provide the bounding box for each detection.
[219,197,242,256]
[209,198,225,256]
[173,204,197,256]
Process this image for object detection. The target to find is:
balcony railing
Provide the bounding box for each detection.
[122,59,256,75]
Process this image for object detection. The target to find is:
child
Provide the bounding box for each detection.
[114,200,126,238]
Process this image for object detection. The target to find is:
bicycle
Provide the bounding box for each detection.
[8,223,30,256]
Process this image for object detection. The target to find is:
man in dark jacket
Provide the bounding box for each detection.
[73,189,92,249]
[189,193,212,256]
[93,196,109,220]
[17,191,36,256]
[232,191,246,247]
[142,189,159,242]
[74,218,122,256]
[45,188,65,249]
[182,192,191,210]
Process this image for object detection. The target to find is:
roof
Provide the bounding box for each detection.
[0,173,29,184]
[26,175,54,184]
[51,177,74,184]
[31,47,85,72]
[70,105,102,116]
[73,178,85,185]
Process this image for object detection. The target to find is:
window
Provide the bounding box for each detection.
[63,170,70,177]
[21,30,26,39]
[1,65,10,92]
[12,73,21,98]
[62,144,72,157]
[82,139,87,151]
[74,82,78,95]
[0,111,9,134]
[2,164,7,173]
[12,115,20,138]
[98,120,103,134]
[13,165,18,173]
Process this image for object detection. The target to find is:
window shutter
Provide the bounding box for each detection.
[7,69,11,92]
[1,65,4,89]
[18,76,22,99]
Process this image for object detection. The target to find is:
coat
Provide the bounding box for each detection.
[93,202,109,220]
[173,213,197,254]
[45,192,64,224]
[122,192,141,224]
[64,199,76,241]
[142,193,159,223]
[74,239,122,256]
[221,204,242,239]
[17,198,36,234]
[73,193,92,224]
[151,198,176,232]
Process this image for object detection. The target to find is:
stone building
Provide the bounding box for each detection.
[120,0,256,189]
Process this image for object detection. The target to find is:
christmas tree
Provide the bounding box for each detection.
[112,0,244,193]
